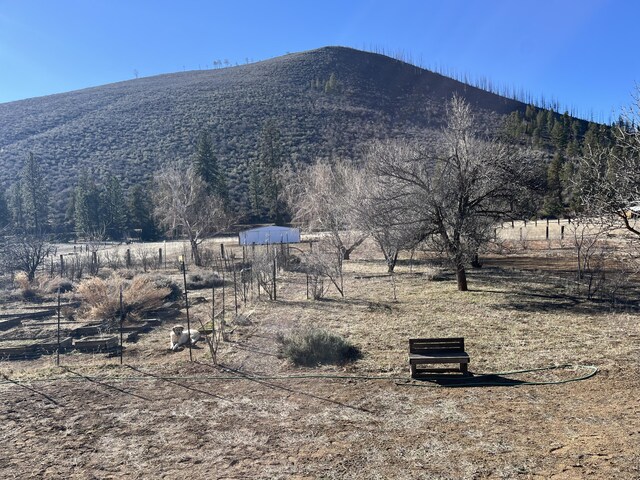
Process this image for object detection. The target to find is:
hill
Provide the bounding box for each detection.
[0,46,532,221]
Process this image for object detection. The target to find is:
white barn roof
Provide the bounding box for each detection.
[238,226,301,245]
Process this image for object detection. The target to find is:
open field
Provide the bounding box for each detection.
[0,239,639,479]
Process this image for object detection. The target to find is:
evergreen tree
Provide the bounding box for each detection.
[551,120,568,151]
[21,152,49,233]
[102,174,127,240]
[74,173,102,238]
[8,183,24,232]
[127,184,158,241]
[541,153,565,218]
[194,132,229,202]
[247,157,264,219]
[0,189,10,229]
[258,120,286,224]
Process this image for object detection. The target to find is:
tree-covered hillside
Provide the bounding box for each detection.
[0,46,595,226]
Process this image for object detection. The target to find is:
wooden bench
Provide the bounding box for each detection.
[409,338,470,377]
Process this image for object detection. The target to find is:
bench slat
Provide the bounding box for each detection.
[408,337,470,377]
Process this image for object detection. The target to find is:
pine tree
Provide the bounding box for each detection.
[0,189,10,229]
[74,173,102,238]
[102,174,127,240]
[8,183,24,232]
[551,121,568,151]
[194,132,229,202]
[258,120,286,224]
[247,157,263,219]
[541,153,565,218]
[21,152,49,234]
[127,184,157,241]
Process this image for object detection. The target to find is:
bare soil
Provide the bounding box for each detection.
[1,242,639,479]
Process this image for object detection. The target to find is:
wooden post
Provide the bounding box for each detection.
[511,220,514,228]
[158,248,163,268]
[519,227,522,240]
[119,285,124,365]
[56,288,61,367]
[221,255,226,330]
[125,249,131,268]
[181,259,193,362]
[273,256,277,301]
[561,225,565,239]
[232,264,238,315]
[546,226,549,240]
[60,254,65,276]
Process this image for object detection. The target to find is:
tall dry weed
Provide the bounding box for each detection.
[75,273,170,328]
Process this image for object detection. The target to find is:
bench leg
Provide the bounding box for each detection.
[460,363,469,375]
[410,363,417,378]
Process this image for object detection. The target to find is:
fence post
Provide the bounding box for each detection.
[126,249,131,268]
[60,255,65,276]
[158,248,163,268]
[181,259,193,362]
[561,225,565,240]
[273,256,277,301]
[119,286,124,365]
[56,288,61,367]
[546,226,549,240]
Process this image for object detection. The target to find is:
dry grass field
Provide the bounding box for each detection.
[0,236,639,479]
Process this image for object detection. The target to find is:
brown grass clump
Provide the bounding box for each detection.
[13,271,39,301]
[75,273,170,327]
[277,327,362,366]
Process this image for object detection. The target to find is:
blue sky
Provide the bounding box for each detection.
[1,0,638,121]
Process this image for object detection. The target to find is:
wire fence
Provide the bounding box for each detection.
[0,239,317,365]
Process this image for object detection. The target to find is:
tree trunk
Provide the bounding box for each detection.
[471,252,482,269]
[386,251,398,273]
[456,263,468,291]
[190,239,202,267]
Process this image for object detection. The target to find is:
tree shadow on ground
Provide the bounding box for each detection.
[466,267,638,315]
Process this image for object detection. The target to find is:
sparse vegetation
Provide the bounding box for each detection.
[186,271,224,290]
[75,273,171,328]
[277,327,361,366]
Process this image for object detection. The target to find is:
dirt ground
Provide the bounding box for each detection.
[1,241,639,479]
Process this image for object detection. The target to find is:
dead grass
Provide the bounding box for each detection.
[0,238,638,478]
[75,273,170,326]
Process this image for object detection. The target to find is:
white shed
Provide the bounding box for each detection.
[238,226,301,246]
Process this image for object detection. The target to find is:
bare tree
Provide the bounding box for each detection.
[575,89,640,236]
[0,235,54,281]
[287,160,367,260]
[568,215,614,299]
[153,162,230,266]
[353,163,422,273]
[363,95,530,290]
[302,240,346,297]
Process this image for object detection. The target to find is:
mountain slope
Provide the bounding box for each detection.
[0,46,526,218]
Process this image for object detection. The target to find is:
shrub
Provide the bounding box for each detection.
[13,271,39,301]
[186,271,224,290]
[149,274,182,302]
[277,328,361,367]
[38,276,74,294]
[75,273,171,329]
